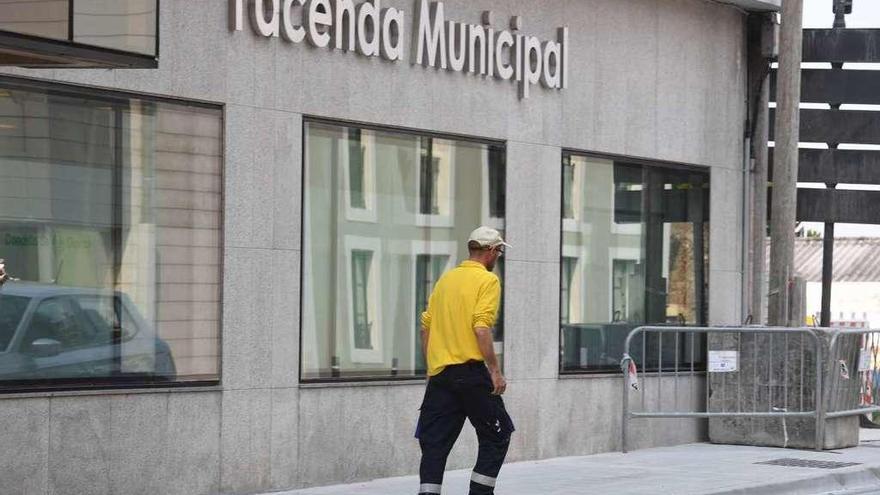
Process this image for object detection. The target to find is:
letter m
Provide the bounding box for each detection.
[413,0,447,69]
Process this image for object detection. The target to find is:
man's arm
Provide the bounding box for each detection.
[420,326,429,362]
[472,275,505,394]
[420,289,433,370]
[474,326,506,395]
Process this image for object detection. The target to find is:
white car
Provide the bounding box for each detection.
[0,282,175,383]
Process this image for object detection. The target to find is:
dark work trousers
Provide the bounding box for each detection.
[415,362,514,495]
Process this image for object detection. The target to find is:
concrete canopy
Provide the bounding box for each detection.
[714,0,782,12]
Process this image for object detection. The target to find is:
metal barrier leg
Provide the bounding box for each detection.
[816,335,828,451]
[622,355,631,454]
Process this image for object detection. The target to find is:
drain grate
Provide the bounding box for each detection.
[755,458,861,469]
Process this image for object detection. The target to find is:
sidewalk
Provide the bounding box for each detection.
[273,430,880,495]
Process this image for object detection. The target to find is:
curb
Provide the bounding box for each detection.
[711,466,880,495]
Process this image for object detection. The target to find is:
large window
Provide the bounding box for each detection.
[302,121,506,381]
[0,78,222,390]
[560,154,709,374]
[0,0,158,69]
[0,0,158,56]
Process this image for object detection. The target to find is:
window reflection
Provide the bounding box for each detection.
[0,79,222,388]
[351,250,374,351]
[417,137,454,225]
[73,0,158,56]
[560,257,577,325]
[612,259,639,322]
[0,0,69,40]
[0,0,159,57]
[560,155,709,373]
[414,254,450,373]
[303,122,506,381]
[487,147,506,219]
[562,157,575,220]
[348,129,367,209]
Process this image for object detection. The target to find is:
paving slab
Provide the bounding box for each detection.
[268,429,880,495]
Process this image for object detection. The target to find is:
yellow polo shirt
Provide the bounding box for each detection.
[420,260,501,377]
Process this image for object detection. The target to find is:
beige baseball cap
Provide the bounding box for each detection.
[468,226,512,249]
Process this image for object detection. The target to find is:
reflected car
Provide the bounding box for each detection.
[560,321,705,372]
[0,282,175,381]
[561,322,639,371]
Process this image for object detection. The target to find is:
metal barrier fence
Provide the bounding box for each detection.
[825,328,880,421]
[620,326,826,453]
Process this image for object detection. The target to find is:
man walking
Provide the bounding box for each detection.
[416,226,514,495]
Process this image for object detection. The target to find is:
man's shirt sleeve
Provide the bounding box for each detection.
[472,276,501,329]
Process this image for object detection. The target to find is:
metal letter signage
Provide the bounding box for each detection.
[229,0,568,99]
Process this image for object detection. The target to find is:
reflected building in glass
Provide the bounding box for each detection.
[0,79,221,384]
[560,155,710,373]
[302,122,506,380]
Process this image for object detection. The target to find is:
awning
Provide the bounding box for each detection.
[714,0,781,12]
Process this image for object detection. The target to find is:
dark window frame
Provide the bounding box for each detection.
[558,150,711,376]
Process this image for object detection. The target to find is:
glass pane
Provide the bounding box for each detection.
[303,122,505,380]
[655,171,709,327]
[0,294,29,351]
[0,80,222,386]
[560,257,576,324]
[0,0,70,40]
[560,156,709,373]
[488,147,505,218]
[562,156,574,219]
[413,254,449,373]
[351,250,373,350]
[493,257,505,344]
[348,129,366,209]
[73,0,157,56]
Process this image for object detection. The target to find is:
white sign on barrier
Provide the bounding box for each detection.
[708,351,739,373]
[859,350,872,372]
